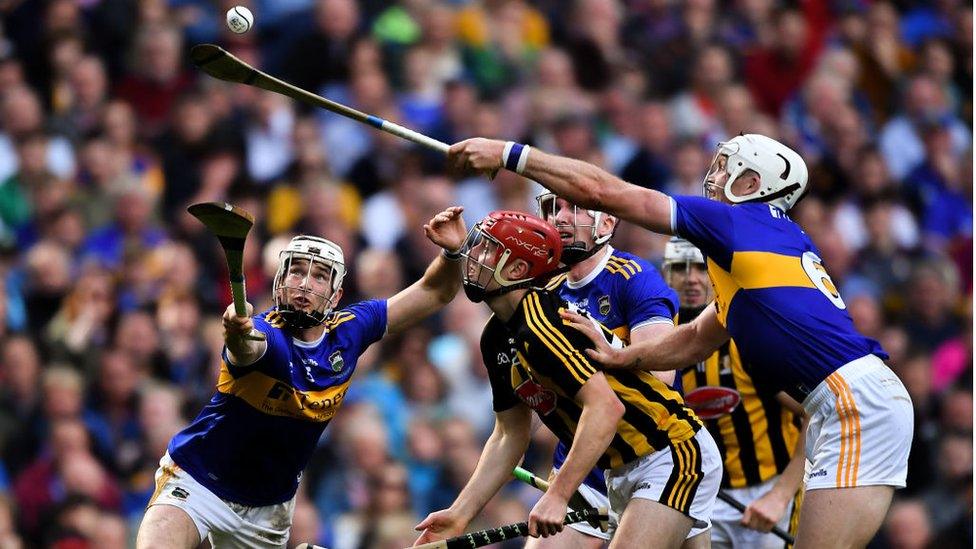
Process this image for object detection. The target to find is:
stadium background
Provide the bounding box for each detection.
[0,0,970,547]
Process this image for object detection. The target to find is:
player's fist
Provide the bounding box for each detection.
[740,490,789,533]
[528,492,567,538]
[424,206,467,252]
[448,138,505,178]
[222,302,255,337]
[413,509,465,545]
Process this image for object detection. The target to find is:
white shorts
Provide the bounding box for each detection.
[802,354,914,490]
[606,429,722,539]
[550,467,614,540]
[147,452,296,548]
[710,476,800,549]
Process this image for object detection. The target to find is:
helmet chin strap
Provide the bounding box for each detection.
[733,182,803,207]
[561,240,609,266]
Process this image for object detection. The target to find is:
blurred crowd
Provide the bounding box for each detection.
[0,0,970,547]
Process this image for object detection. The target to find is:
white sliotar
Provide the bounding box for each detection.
[226,6,254,34]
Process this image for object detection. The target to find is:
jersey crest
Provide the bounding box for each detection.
[328,350,343,372]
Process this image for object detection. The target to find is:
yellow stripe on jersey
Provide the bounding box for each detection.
[524,294,596,384]
[605,376,696,452]
[731,252,817,290]
[609,256,642,274]
[707,251,821,325]
[735,362,779,482]
[544,273,568,291]
[605,257,641,280]
[706,259,737,326]
[681,341,800,489]
[216,362,349,423]
[265,311,287,328]
[326,312,355,330]
[519,340,694,468]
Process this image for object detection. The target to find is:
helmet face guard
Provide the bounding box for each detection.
[663,237,710,310]
[535,192,615,265]
[459,224,509,302]
[273,236,346,329]
[459,211,564,302]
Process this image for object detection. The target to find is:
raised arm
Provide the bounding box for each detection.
[387,207,466,334]
[413,404,533,545]
[448,138,675,235]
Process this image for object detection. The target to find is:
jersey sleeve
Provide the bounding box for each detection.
[479,317,521,412]
[339,299,389,355]
[670,195,736,269]
[520,293,601,399]
[620,266,679,331]
[222,310,288,376]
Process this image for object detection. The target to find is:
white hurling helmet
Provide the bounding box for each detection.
[704,134,809,211]
[273,235,346,328]
[663,237,704,267]
[535,190,617,265]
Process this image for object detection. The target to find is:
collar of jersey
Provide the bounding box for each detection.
[292,328,328,348]
[566,245,614,289]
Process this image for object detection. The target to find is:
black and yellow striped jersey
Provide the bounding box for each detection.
[481,289,701,469]
[680,339,801,489]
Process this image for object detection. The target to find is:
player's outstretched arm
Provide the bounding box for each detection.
[223,301,267,366]
[560,304,729,371]
[631,323,678,385]
[388,206,467,334]
[448,138,675,235]
[413,405,533,545]
[532,373,624,537]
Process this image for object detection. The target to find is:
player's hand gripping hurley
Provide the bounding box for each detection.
[296,507,606,549]
[191,44,449,155]
[410,507,607,549]
[187,202,264,341]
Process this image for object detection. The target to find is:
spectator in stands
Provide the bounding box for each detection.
[744,4,829,116]
[0,3,968,546]
[281,0,363,93]
[669,44,735,140]
[879,73,971,181]
[115,24,194,136]
[620,101,672,189]
[0,86,75,184]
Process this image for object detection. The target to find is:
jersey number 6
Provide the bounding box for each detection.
[801,251,846,310]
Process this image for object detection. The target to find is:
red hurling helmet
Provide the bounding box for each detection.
[460,211,563,302]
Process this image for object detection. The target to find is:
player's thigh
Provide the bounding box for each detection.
[794,486,893,549]
[609,498,693,549]
[525,526,606,549]
[137,504,202,549]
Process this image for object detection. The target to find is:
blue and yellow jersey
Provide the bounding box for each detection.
[545,247,678,489]
[168,301,387,506]
[545,247,679,343]
[671,196,887,400]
